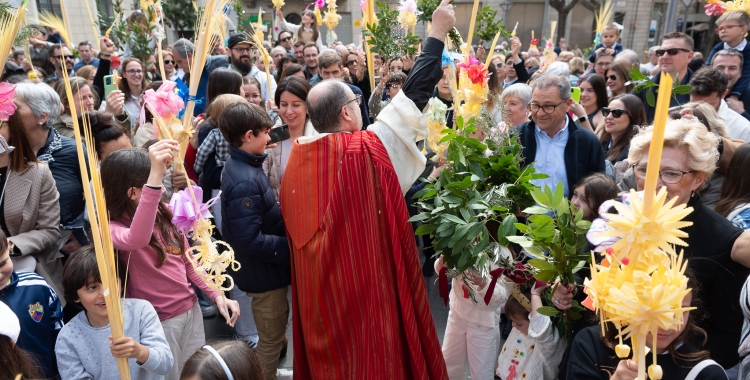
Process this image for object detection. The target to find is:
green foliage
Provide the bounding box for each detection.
[410,116,546,275]
[627,65,692,107]
[416,0,442,23]
[508,182,591,338]
[362,1,420,63]
[474,6,509,43]
[163,0,199,34]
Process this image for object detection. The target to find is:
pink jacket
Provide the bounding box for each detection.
[110,186,220,320]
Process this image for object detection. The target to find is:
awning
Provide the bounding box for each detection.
[688,23,710,31]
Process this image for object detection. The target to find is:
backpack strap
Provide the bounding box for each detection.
[685,359,725,380]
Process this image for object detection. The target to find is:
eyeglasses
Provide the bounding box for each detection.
[528,101,566,114]
[56,55,75,60]
[655,48,691,57]
[595,61,611,67]
[163,60,175,64]
[386,83,402,90]
[342,94,362,107]
[346,60,357,66]
[632,164,694,184]
[125,69,143,75]
[496,62,505,68]
[280,37,292,42]
[715,24,743,34]
[602,107,629,118]
[607,75,618,81]
[232,47,253,54]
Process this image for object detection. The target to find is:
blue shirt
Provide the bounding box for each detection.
[73,57,100,71]
[531,117,570,196]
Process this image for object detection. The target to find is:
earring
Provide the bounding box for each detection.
[691,191,695,198]
[38,121,43,125]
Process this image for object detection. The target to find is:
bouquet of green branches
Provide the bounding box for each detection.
[362,1,419,63]
[508,182,592,338]
[410,109,546,305]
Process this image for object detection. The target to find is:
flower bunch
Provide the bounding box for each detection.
[530,37,539,49]
[704,0,727,15]
[140,81,185,130]
[397,0,420,29]
[323,0,340,31]
[272,0,285,10]
[584,188,696,380]
[454,55,489,123]
[425,97,448,157]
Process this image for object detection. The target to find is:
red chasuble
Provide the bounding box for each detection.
[280,131,448,379]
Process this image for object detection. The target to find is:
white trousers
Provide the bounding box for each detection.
[442,311,500,380]
[231,284,258,337]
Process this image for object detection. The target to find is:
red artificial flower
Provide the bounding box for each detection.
[621,257,630,265]
[605,247,614,255]
[704,2,726,16]
[465,64,488,85]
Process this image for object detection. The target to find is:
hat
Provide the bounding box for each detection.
[0,301,20,344]
[227,33,254,49]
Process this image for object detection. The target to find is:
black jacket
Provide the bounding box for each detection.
[567,325,729,380]
[220,146,290,293]
[516,117,606,195]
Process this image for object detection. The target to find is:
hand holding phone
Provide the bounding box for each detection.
[268,124,290,145]
[571,87,581,103]
[104,75,118,98]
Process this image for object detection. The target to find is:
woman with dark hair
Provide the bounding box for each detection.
[206,67,244,106]
[276,8,324,51]
[278,63,306,83]
[598,94,645,163]
[571,173,618,221]
[265,76,316,200]
[180,340,265,380]
[119,57,149,131]
[485,57,504,122]
[77,112,132,161]
[567,271,729,379]
[605,61,634,99]
[716,143,750,229]
[274,55,299,84]
[580,74,608,130]
[53,77,131,139]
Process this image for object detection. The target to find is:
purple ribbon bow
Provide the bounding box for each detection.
[168,187,221,234]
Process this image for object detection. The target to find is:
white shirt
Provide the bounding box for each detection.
[718,99,750,142]
[724,39,748,51]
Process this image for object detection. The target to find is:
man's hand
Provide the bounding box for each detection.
[727,96,745,114]
[510,36,522,60]
[104,90,125,116]
[428,0,456,41]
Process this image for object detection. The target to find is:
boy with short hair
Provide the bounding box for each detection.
[219,102,290,380]
[0,230,63,378]
[55,246,173,379]
[588,24,623,63]
[707,10,750,100]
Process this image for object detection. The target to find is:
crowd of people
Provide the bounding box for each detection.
[4,0,750,379]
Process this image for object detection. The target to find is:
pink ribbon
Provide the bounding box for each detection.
[0,82,17,122]
[139,81,185,138]
[168,187,221,234]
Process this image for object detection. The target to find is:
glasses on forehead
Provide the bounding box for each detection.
[632,164,694,184]
[655,48,691,57]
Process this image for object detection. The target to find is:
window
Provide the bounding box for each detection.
[36,0,62,16]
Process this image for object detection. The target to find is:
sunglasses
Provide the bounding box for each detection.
[602,107,630,118]
[496,62,504,68]
[346,60,357,65]
[56,55,75,60]
[607,75,618,81]
[655,48,691,57]
[280,37,292,42]
[163,60,175,64]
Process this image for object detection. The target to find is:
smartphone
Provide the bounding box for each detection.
[104,75,118,97]
[571,87,581,103]
[268,124,290,145]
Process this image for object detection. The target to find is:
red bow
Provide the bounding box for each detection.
[483,268,506,305]
[439,267,449,306]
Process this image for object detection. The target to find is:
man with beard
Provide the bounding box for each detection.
[226,33,277,103]
[293,41,305,62]
[48,44,75,79]
[172,38,229,115]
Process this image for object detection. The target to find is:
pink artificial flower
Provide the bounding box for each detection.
[399,0,418,13]
[140,81,185,130]
[704,3,726,16]
[457,55,479,70]
[360,0,366,11]
[315,0,325,9]
[0,82,17,122]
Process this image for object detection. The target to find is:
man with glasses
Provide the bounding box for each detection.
[689,67,750,141]
[516,75,605,197]
[707,11,750,107]
[315,50,371,128]
[47,44,75,79]
[303,43,321,85]
[226,33,277,103]
[633,32,695,122]
[279,1,456,376]
[73,41,99,71]
[277,31,294,54]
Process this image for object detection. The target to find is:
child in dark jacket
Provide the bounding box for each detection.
[0,230,63,378]
[219,101,290,380]
[588,24,623,63]
[706,10,750,100]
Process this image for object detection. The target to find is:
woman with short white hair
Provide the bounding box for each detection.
[497,83,531,131]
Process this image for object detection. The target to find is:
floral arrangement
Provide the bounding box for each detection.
[704,0,750,16]
[397,0,420,29]
[322,0,341,43]
[140,81,185,135]
[454,55,489,122]
[425,97,448,157]
[362,1,419,63]
[272,0,285,9]
[0,82,17,122]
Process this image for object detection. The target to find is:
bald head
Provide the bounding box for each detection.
[271,46,286,67]
[335,45,349,61]
[308,80,360,133]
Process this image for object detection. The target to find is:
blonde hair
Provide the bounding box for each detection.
[717,10,750,27]
[680,102,729,137]
[569,57,585,75]
[525,57,539,68]
[75,65,96,81]
[206,94,246,119]
[558,51,574,61]
[628,119,720,183]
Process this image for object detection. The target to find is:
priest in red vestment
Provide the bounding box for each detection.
[278,2,455,378]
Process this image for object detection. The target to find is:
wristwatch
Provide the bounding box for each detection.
[576,115,588,124]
